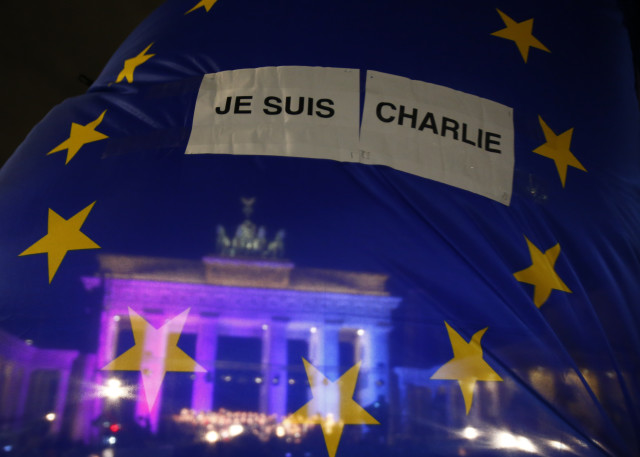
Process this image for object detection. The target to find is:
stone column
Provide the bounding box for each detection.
[71,354,97,443]
[484,380,500,420]
[1,362,20,425]
[306,322,340,418]
[97,311,120,376]
[15,365,32,426]
[357,326,390,407]
[260,319,288,418]
[308,323,340,380]
[91,311,120,440]
[191,318,218,412]
[394,368,409,434]
[51,368,71,434]
[134,319,169,433]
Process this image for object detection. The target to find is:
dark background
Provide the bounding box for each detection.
[0,1,163,168]
[0,0,637,170]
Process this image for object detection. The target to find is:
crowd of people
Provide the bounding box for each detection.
[173,409,311,444]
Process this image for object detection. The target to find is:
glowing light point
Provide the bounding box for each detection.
[549,440,570,451]
[103,378,126,400]
[45,412,56,422]
[356,328,365,336]
[495,431,516,448]
[229,424,244,437]
[205,430,219,443]
[462,426,479,440]
[493,431,538,453]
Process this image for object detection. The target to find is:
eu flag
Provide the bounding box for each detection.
[0,1,638,456]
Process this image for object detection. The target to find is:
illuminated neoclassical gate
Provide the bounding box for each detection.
[84,252,400,432]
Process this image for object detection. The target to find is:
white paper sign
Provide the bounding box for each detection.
[359,71,514,204]
[185,66,360,162]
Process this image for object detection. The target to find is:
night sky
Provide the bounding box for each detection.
[0,1,163,168]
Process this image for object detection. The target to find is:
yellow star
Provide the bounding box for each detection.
[115,43,155,84]
[287,359,379,457]
[185,0,218,14]
[533,116,586,187]
[431,322,502,415]
[491,9,550,63]
[102,307,206,410]
[47,111,108,164]
[19,202,100,283]
[513,236,572,307]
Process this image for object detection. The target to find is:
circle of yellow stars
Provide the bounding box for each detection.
[17,4,595,451]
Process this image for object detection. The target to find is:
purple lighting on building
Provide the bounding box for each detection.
[78,253,399,436]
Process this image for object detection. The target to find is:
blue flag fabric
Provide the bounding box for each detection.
[0,1,639,456]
